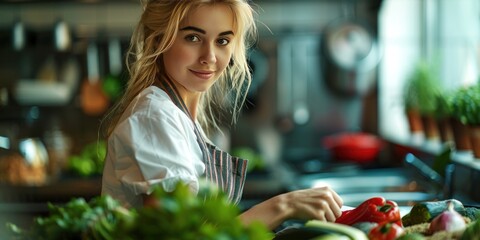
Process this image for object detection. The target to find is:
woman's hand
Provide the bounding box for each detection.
[239,186,343,230]
[278,186,343,222]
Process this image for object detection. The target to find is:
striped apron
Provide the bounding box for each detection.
[158,80,248,204]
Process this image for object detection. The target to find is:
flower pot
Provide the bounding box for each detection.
[470,126,480,159]
[437,117,453,143]
[406,109,423,134]
[450,118,472,151]
[421,114,440,140]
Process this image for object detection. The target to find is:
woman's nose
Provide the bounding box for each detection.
[200,44,216,65]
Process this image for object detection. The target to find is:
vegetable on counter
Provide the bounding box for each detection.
[395,233,426,240]
[460,218,480,240]
[6,195,131,239]
[312,233,350,240]
[400,199,479,240]
[402,199,466,227]
[368,222,404,240]
[351,221,379,235]
[272,226,351,240]
[7,181,273,240]
[124,181,272,240]
[428,200,467,234]
[305,220,369,240]
[464,206,480,222]
[335,197,402,227]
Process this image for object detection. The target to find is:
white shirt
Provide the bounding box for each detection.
[101,86,205,208]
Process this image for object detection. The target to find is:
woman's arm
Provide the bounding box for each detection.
[238,186,343,230]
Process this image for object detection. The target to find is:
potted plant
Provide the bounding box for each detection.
[449,86,472,151]
[449,84,480,156]
[403,61,441,139]
[434,91,454,143]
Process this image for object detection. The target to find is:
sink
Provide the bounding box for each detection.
[300,174,410,193]
[340,191,437,207]
[294,168,418,192]
[291,167,440,207]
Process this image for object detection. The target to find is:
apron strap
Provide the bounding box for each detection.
[157,79,211,159]
[156,78,247,204]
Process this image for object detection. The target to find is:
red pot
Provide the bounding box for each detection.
[322,132,384,164]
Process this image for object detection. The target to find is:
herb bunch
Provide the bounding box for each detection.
[7,181,272,240]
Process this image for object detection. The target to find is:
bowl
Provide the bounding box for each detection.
[322,132,384,164]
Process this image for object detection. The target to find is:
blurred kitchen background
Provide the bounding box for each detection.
[1,0,480,233]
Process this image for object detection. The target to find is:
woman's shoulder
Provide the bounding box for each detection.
[124,86,190,123]
[141,86,172,103]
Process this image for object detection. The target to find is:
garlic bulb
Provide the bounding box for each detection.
[428,200,467,233]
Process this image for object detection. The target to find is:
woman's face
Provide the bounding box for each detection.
[163,4,235,98]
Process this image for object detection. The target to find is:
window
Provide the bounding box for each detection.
[378,0,480,143]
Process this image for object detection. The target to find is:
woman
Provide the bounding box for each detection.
[101,0,343,231]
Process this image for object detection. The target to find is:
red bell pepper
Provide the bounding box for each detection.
[335,197,403,227]
[368,222,404,240]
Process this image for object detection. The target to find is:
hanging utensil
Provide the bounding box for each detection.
[322,18,380,97]
[80,41,109,116]
[54,18,71,52]
[275,38,294,132]
[276,37,310,129]
[18,138,49,167]
[322,0,381,97]
[12,18,25,51]
[102,38,124,101]
[12,18,33,79]
[292,38,310,125]
[108,38,122,76]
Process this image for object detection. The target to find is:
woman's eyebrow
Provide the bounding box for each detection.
[180,26,234,36]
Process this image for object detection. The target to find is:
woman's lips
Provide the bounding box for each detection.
[191,69,214,79]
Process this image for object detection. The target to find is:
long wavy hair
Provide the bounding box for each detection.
[101,0,258,138]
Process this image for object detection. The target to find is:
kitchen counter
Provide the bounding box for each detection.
[0,176,101,235]
[0,176,101,204]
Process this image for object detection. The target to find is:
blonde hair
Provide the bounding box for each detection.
[101,0,257,138]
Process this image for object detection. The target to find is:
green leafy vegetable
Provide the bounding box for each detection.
[7,181,273,240]
[115,181,273,240]
[68,140,106,177]
[7,195,130,240]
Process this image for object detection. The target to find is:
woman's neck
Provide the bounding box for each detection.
[181,92,200,120]
[155,77,201,120]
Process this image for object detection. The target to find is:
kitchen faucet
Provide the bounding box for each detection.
[404,153,455,199]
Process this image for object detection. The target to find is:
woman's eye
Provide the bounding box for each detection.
[217,38,230,46]
[185,35,200,42]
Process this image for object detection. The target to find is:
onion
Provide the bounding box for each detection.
[428,200,467,234]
